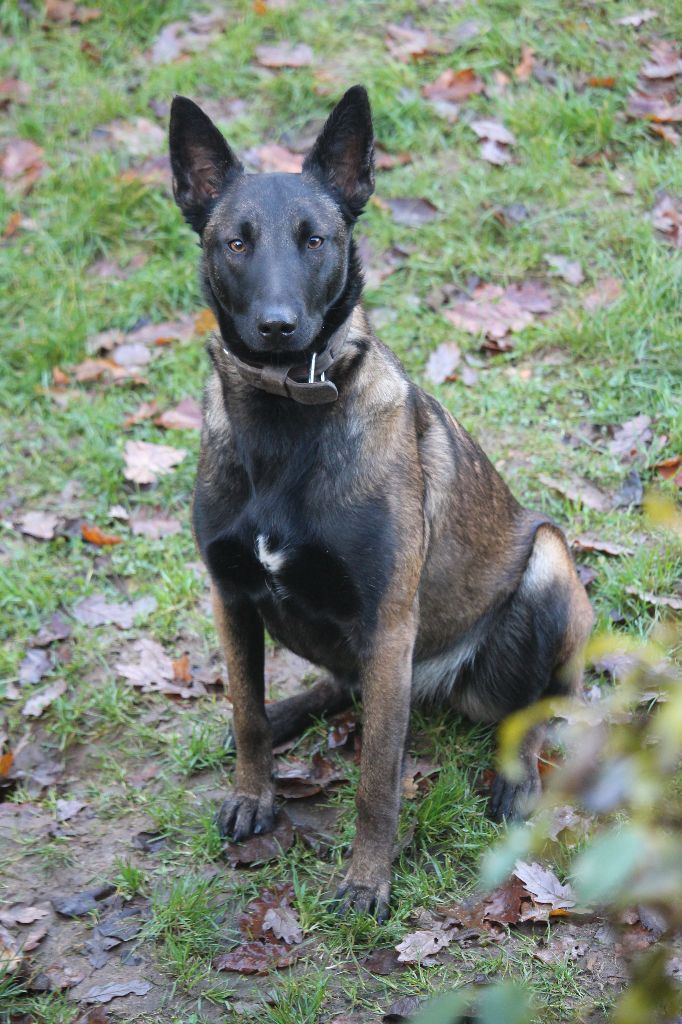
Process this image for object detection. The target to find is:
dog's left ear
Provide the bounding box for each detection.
[169,95,243,233]
[303,85,375,216]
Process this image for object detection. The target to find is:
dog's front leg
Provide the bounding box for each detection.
[336,613,416,922]
[211,585,275,841]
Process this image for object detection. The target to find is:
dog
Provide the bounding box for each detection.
[169,85,593,921]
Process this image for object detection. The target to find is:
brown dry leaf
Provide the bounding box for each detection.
[514,45,535,80]
[650,123,680,144]
[262,905,303,944]
[545,805,593,843]
[19,649,51,685]
[538,473,612,512]
[246,143,304,173]
[129,511,182,540]
[385,197,439,226]
[148,10,226,64]
[0,905,49,927]
[582,276,622,311]
[1,139,45,195]
[586,75,617,89]
[425,342,461,385]
[212,940,301,975]
[616,9,657,26]
[31,610,71,645]
[471,118,516,145]
[395,927,452,964]
[72,593,156,629]
[652,193,682,247]
[239,883,295,940]
[224,813,294,866]
[571,535,634,557]
[102,117,165,157]
[625,586,682,611]
[626,93,682,122]
[384,21,443,62]
[327,709,358,748]
[115,638,205,698]
[44,0,101,23]
[654,453,682,483]
[18,511,59,541]
[119,154,172,189]
[544,253,584,286]
[483,876,527,924]
[55,797,86,821]
[172,653,191,683]
[194,308,218,334]
[641,40,682,80]
[123,440,186,485]
[0,78,31,109]
[422,67,484,103]
[444,282,553,345]
[513,860,576,910]
[155,398,202,431]
[81,523,123,547]
[609,414,652,461]
[111,342,152,368]
[124,400,159,428]
[401,758,440,799]
[275,751,346,798]
[0,925,22,973]
[255,42,314,68]
[22,680,67,719]
[82,980,152,1004]
[375,148,413,170]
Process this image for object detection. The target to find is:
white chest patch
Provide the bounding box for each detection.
[256,534,287,575]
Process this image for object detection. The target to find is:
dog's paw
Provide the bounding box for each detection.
[334,877,390,923]
[489,769,541,823]
[216,790,275,841]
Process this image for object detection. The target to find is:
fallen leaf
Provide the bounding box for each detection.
[0,925,21,973]
[652,193,682,248]
[101,117,165,157]
[395,927,452,964]
[123,440,186,485]
[383,995,423,1022]
[422,67,484,103]
[327,709,358,748]
[83,980,152,1004]
[361,948,403,975]
[586,75,617,89]
[538,473,612,512]
[616,9,657,26]
[0,77,31,109]
[513,860,576,909]
[224,813,294,866]
[444,282,553,344]
[148,10,227,64]
[245,143,304,173]
[111,342,152,368]
[425,342,461,385]
[172,653,192,683]
[650,123,680,144]
[81,523,123,547]
[470,119,516,145]
[384,21,443,62]
[255,42,314,67]
[44,0,101,23]
[654,453,682,484]
[626,93,682,122]
[154,398,202,430]
[275,751,346,798]
[571,535,634,556]
[194,308,218,334]
[483,876,527,924]
[116,637,171,688]
[18,511,58,541]
[119,154,172,189]
[52,884,115,918]
[55,797,86,821]
[0,905,49,927]
[129,511,182,539]
[609,414,652,461]
[385,197,439,226]
[212,940,300,974]
[1,138,45,195]
[545,804,593,842]
[544,253,584,286]
[22,923,49,952]
[27,610,71,648]
[514,45,535,80]
[375,148,413,170]
[625,586,682,611]
[613,469,644,508]
[124,400,159,428]
[641,40,682,79]
[72,593,157,629]
[262,905,303,944]
[582,276,622,311]
[19,648,51,685]
[22,681,67,718]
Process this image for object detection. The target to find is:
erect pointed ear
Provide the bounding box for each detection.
[302,85,375,216]
[169,95,243,233]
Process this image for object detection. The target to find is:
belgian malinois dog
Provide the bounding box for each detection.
[169,85,593,921]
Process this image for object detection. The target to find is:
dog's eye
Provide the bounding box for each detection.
[307,236,324,250]
[227,239,245,253]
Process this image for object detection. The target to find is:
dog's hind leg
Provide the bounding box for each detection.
[266,676,357,746]
[457,524,593,821]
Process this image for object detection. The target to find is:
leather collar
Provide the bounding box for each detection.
[221,320,351,406]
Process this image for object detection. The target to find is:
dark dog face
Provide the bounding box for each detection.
[169,86,375,360]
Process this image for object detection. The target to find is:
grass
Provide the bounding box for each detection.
[1,0,681,1020]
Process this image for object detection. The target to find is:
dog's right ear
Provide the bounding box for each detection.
[169,96,243,233]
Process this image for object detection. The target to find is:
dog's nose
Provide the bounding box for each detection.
[257,309,298,343]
